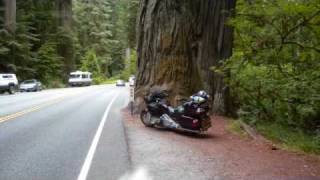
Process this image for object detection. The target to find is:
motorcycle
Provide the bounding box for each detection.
[140,90,212,134]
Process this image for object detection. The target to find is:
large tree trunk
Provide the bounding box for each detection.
[57,0,72,28]
[56,0,74,78]
[135,0,236,115]
[3,0,16,32]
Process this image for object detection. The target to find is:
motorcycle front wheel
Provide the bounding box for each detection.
[140,110,153,127]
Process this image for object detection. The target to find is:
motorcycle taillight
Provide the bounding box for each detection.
[192,119,199,127]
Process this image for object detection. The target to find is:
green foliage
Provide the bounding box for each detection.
[80,49,101,75]
[221,0,320,153]
[257,122,320,154]
[0,23,39,76]
[35,41,63,84]
[80,49,111,85]
[120,49,137,80]
[0,0,65,85]
[73,0,137,80]
[74,0,115,78]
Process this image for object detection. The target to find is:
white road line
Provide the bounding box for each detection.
[77,92,120,180]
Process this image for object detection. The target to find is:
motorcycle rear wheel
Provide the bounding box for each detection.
[140,110,153,127]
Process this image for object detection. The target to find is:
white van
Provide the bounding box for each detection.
[0,73,18,94]
[68,71,92,87]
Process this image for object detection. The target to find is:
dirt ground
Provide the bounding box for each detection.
[121,110,320,180]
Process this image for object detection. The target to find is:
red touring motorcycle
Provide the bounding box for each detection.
[140,90,212,134]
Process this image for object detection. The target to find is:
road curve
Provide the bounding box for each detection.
[0,85,131,180]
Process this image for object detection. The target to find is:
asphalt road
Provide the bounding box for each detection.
[0,85,131,180]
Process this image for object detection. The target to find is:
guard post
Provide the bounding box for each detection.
[129,86,134,115]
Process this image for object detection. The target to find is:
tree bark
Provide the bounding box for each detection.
[135,0,236,114]
[3,0,16,32]
[57,0,72,28]
[56,0,75,77]
[1,1,4,24]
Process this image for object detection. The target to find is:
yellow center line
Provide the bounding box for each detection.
[0,96,68,124]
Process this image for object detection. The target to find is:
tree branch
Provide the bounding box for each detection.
[283,41,320,53]
[282,10,320,42]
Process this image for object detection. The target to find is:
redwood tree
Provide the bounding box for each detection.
[56,0,75,78]
[3,0,16,32]
[135,0,236,114]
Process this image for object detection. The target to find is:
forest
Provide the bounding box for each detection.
[226,0,320,153]
[0,0,138,87]
[1,0,319,153]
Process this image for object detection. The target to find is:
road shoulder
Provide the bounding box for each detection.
[122,109,320,180]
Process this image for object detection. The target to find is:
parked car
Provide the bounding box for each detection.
[129,75,135,87]
[116,80,125,87]
[68,71,92,87]
[0,73,18,94]
[20,79,42,92]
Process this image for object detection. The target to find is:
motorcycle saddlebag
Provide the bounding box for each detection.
[176,115,201,130]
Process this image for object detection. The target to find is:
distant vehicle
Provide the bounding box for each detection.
[129,75,135,87]
[19,79,42,92]
[116,80,125,87]
[0,73,18,94]
[68,71,92,87]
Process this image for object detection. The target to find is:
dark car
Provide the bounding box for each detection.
[19,79,42,92]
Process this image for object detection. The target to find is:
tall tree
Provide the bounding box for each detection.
[135,0,236,114]
[127,0,139,48]
[57,0,72,28]
[56,0,74,78]
[0,1,4,48]
[3,0,16,32]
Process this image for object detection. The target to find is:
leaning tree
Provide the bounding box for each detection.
[135,0,236,114]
